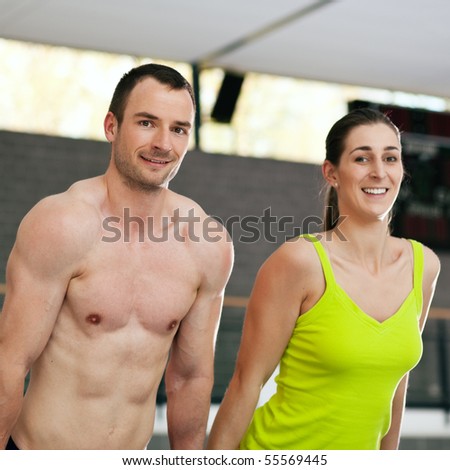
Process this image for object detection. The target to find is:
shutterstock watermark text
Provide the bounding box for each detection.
[101,207,345,244]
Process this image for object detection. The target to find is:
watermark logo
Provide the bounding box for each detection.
[101,207,346,243]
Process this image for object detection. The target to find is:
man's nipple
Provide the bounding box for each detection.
[86,313,102,325]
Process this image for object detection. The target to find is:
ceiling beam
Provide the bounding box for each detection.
[195,0,334,66]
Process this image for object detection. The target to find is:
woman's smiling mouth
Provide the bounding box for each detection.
[362,187,388,195]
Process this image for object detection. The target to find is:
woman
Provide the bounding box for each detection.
[207,108,441,450]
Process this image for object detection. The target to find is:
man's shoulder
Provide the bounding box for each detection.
[167,192,233,275]
[168,190,209,220]
[19,178,104,248]
[168,190,230,241]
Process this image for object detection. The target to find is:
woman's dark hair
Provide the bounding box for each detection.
[108,63,196,124]
[323,108,401,231]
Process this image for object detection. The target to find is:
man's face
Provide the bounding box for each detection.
[106,77,195,192]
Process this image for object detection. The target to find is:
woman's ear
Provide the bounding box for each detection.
[322,160,338,188]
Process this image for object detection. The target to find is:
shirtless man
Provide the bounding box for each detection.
[0,63,234,450]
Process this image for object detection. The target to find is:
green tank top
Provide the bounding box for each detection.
[240,235,424,450]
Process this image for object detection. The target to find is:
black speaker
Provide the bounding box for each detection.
[211,72,245,123]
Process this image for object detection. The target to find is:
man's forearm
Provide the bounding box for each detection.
[166,378,213,449]
[0,394,23,449]
[0,368,25,449]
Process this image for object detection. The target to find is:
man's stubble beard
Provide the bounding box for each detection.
[113,147,174,194]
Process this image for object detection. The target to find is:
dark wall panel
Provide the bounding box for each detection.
[1,129,450,405]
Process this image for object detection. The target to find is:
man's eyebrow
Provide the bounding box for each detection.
[134,112,192,128]
[174,120,192,129]
[134,112,159,120]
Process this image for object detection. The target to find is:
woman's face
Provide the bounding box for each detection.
[324,123,403,223]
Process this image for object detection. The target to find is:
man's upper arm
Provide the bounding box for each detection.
[0,195,96,370]
[167,224,234,379]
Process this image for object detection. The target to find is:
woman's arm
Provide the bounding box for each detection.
[381,245,440,450]
[207,239,314,449]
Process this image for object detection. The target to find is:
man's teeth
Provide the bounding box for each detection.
[142,156,167,164]
[363,188,387,195]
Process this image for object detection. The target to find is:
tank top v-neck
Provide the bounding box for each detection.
[240,235,424,450]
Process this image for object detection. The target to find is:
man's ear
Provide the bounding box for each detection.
[104,111,118,143]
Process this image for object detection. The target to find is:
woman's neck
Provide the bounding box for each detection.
[327,217,393,274]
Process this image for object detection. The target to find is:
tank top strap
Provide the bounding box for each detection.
[301,234,337,289]
[409,239,424,315]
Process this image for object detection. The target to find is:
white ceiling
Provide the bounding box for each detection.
[1,0,449,98]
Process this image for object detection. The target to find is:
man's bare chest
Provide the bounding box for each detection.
[64,240,201,334]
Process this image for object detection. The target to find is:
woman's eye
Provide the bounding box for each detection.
[386,156,399,162]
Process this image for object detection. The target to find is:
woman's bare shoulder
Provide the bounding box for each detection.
[261,234,322,278]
